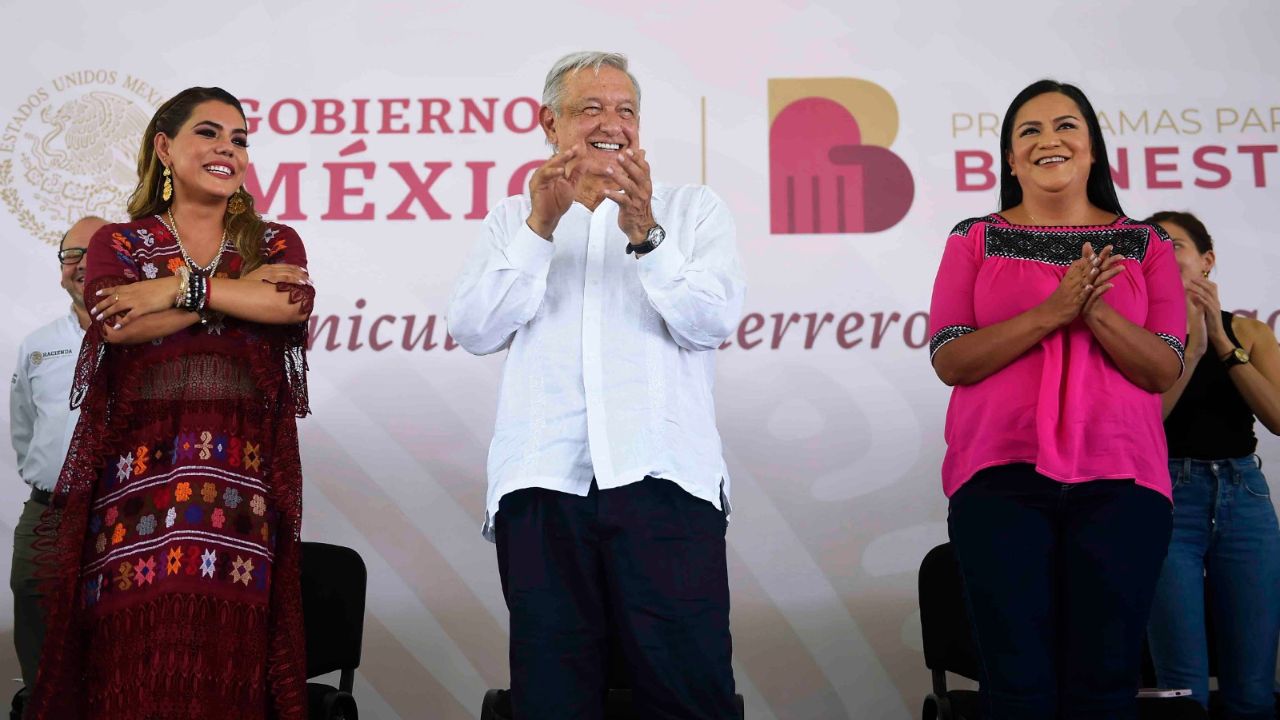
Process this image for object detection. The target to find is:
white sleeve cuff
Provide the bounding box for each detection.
[636,237,686,288]
[504,222,556,276]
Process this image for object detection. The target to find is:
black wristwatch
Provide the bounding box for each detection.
[625,225,665,256]
[1222,345,1250,369]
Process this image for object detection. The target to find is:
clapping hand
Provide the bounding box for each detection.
[526,143,585,239]
[602,126,657,245]
[1081,243,1126,319]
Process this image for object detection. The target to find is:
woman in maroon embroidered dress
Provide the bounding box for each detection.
[27,87,314,719]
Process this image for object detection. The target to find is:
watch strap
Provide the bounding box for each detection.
[625,225,664,255]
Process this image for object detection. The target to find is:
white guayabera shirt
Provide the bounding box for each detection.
[11,312,84,493]
[449,183,746,541]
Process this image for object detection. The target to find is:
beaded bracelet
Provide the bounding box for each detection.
[177,270,205,312]
[196,275,210,312]
[188,274,206,311]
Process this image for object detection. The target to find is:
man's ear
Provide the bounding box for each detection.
[540,105,558,150]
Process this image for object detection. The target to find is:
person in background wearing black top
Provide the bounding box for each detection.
[1145,210,1280,719]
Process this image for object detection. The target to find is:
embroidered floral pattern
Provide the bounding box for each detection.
[133,445,148,475]
[264,227,283,257]
[949,216,994,238]
[242,442,261,472]
[197,431,213,460]
[230,556,254,586]
[167,546,183,576]
[115,561,133,590]
[79,418,280,601]
[213,434,229,461]
[109,232,133,256]
[166,257,184,274]
[133,556,157,586]
[984,225,1150,265]
[176,432,198,462]
[200,548,217,578]
[142,262,158,279]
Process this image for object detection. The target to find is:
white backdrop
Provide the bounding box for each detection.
[1,1,1278,717]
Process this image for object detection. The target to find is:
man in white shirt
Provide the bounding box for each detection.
[9,215,103,688]
[450,52,745,719]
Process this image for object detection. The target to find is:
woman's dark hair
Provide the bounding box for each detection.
[1144,211,1214,253]
[999,79,1123,216]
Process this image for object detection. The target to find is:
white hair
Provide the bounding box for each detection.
[542,51,641,114]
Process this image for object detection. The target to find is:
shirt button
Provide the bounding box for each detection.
[1211,462,1219,472]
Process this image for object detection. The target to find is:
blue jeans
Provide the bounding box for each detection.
[1147,456,1280,718]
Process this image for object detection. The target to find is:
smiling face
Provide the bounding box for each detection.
[1007,92,1094,200]
[540,65,639,178]
[1161,220,1215,284]
[59,216,105,310]
[155,100,249,205]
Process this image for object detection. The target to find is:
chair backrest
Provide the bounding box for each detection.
[918,542,982,682]
[301,541,368,679]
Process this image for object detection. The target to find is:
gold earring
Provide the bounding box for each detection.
[1202,270,1210,278]
[161,167,173,203]
[226,189,248,215]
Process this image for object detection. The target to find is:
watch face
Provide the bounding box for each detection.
[646,225,665,248]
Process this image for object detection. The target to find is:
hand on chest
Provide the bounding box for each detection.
[972,227,1151,327]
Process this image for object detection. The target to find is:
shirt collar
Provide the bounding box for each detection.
[66,309,87,338]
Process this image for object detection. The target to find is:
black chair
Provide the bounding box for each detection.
[919,542,1206,720]
[9,687,28,720]
[919,542,982,720]
[302,541,367,720]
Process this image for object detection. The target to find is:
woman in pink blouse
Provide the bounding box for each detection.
[928,80,1186,719]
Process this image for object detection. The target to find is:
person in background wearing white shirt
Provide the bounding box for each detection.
[449,51,746,719]
[9,215,104,688]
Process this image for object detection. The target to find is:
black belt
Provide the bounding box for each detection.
[29,487,51,506]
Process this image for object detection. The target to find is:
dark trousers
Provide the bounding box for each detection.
[495,478,736,720]
[948,464,1173,720]
[10,493,47,688]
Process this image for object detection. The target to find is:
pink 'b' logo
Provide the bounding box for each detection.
[769,78,914,234]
